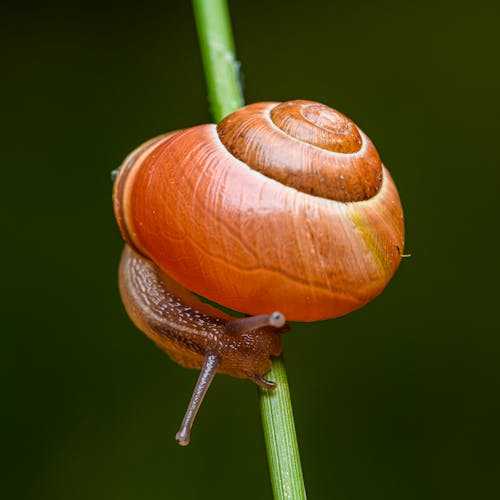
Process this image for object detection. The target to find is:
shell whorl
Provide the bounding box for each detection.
[216,100,382,202]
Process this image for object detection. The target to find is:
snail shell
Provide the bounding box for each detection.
[114,100,404,322]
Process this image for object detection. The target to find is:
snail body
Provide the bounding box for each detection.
[113,100,405,444]
[119,244,286,445]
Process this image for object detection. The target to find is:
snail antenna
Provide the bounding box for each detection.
[225,311,286,335]
[176,351,220,446]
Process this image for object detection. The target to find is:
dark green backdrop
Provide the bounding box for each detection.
[3,1,499,499]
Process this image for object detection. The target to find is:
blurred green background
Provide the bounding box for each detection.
[2,0,499,498]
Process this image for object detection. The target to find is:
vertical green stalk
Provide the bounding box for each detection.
[192,1,307,498]
[192,0,244,121]
[260,358,307,499]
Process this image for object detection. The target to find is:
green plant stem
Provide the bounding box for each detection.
[192,0,244,121]
[192,1,307,498]
[260,358,307,499]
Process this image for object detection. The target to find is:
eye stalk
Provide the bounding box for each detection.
[175,352,219,447]
[225,312,286,336]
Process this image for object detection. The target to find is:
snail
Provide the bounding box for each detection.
[113,100,405,445]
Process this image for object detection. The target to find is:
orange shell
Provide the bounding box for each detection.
[114,101,404,321]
